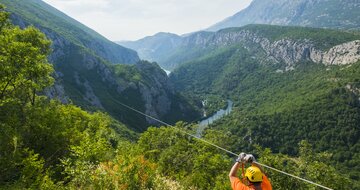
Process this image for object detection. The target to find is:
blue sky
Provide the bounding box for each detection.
[43,0,252,41]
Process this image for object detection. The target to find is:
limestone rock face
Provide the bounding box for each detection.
[178,29,360,67]
[44,72,68,104]
[311,40,360,65]
[261,39,360,66]
[135,62,174,124]
[258,39,360,66]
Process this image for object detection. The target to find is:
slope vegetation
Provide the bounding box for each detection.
[1,0,199,130]
[169,25,360,183]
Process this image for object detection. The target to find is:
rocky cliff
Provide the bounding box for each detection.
[161,25,360,70]
[121,25,360,71]
[135,62,174,124]
[203,29,360,67]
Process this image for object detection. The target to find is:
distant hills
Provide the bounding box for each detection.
[118,32,182,63]
[208,0,360,31]
[120,0,360,70]
[120,24,360,70]
[1,0,199,130]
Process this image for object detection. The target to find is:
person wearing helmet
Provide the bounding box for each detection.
[229,153,272,190]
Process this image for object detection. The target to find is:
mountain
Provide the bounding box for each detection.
[119,31,216,71]
[129,24,360,70]
[168,24,360,182]
[1,0,199,131]
[170,24,360,103]
[208,0,360,31]
[117,32,182,63]
[119,0,360,70]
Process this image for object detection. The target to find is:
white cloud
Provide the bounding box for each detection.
[43,0,253,41]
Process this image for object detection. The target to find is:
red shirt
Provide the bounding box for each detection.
[231,175,272,190]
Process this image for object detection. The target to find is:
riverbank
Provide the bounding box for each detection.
[196,100,233,137]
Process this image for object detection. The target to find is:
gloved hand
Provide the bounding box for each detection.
[244,154,256,163]
[236,152,247,163]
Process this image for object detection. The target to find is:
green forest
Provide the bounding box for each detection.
[170,30,360,188]
[0,4,359,190]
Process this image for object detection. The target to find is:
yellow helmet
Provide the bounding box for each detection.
[245,166,263,182]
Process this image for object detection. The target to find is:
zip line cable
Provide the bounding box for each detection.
[113,99,238,156]
[113,99,333,190]
[254,162,333,190]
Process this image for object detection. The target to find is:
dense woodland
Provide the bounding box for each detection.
[170,30,360,188]
[0,4,359,190]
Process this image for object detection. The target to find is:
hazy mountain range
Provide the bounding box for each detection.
[119,0,360,70]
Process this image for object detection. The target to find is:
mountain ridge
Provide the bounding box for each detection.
[144,24,360,70]
[208,0,360,31]
[119,0,360,68]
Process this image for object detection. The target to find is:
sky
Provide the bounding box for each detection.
[42,0,253,41]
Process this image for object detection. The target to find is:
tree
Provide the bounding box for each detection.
[0,5,54,186]
[0,5,53,106]
[138,124,233,189]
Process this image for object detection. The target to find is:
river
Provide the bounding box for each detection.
[196,100,233,137]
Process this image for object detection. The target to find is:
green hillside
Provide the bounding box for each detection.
[169,26,360,185]
[0,0,199,130]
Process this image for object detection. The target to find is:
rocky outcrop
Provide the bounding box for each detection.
[74,72,103,108]
[179,29,360,67]
[259,39,360,66]
[44,71,68,104]
[311,40,360,65]
[255,38,360,66]
[135,62,174,124]
[346,83,360,103]
[139,83,172,124]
